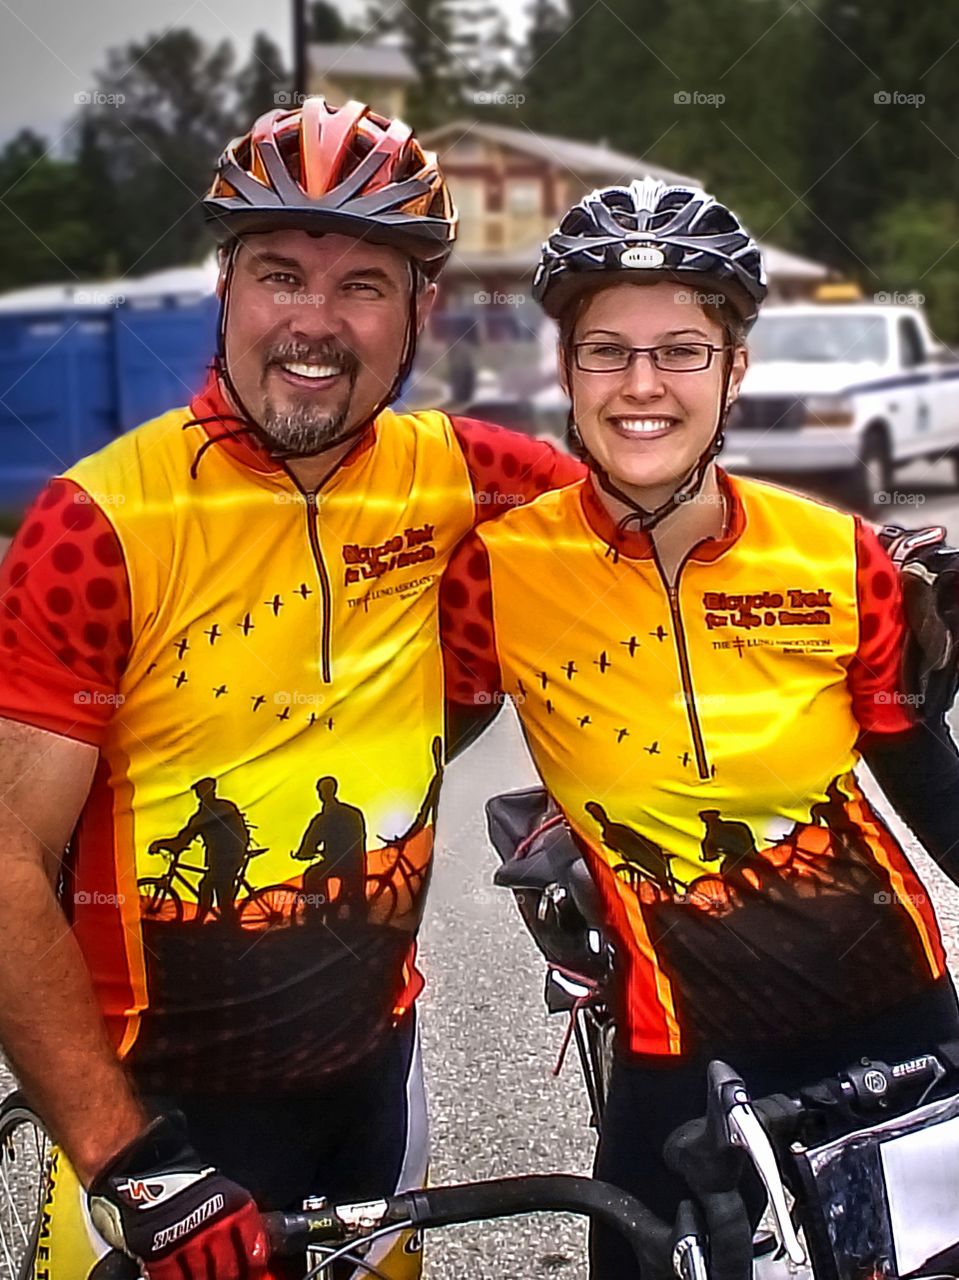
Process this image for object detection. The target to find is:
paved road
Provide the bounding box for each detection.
[3,458,959,1277]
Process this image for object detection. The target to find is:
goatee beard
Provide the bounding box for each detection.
[258,337,360,455]
[258,401,353,455]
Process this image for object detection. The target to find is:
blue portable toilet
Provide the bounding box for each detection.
[113,264,219,431]
[0,285,118,512]
[0,262,221,515]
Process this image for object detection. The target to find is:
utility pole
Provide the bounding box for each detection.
[294,0,308,101]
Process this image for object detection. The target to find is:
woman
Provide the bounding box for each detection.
[441,178,959,1277]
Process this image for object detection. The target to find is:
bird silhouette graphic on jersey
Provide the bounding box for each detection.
[585,801,677,894]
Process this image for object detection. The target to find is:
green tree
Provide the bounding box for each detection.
[367,0,517,125]
[236,32,289,121]
[367,0,461,126]
[521,0,813,254]
[869,200,959,345]
[798,0,958,282]
[77,29,237,274]
[310,0,350,40]
[0,131,100,289]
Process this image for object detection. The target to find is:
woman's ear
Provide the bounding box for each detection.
[557,343,571,397]
[726,343,748,407]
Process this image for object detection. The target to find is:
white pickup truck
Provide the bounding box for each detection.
[724,302,959,510]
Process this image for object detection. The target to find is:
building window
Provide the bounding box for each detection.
[451,178,484,218]
[506,179,543,216]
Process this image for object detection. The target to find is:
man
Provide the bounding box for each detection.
[0,97,582,1280]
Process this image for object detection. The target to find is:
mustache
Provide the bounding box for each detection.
[265,339,359,373]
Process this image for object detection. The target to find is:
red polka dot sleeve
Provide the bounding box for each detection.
[0,478,131,746]
[440,530,503,707]
[450,417,585,525]
[848,518,914,735]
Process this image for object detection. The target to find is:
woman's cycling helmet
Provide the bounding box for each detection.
[533,177,766,329]
[203,96,457,280]
[534,179,767,535]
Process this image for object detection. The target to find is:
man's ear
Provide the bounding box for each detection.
[415,281,438,334]
[215,246,231,300]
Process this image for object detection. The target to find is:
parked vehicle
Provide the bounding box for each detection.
[724,302,959,511]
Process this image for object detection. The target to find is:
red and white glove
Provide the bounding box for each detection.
[88,1114,269,1279]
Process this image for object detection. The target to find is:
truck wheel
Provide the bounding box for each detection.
[853,430,893,515]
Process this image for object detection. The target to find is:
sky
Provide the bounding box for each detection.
[0,0,528,146]
[0,0,300,144]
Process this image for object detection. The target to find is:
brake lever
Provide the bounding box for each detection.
[671,1199,708,1280]
[726,1089,805,1265]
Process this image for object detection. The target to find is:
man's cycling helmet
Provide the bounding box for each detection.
[533,177,766,329]
[203,96,457,280]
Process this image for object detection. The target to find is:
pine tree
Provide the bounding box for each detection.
[236,32,289,122]
[76,29,238,273]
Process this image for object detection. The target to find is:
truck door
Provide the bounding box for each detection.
[896,316,931,461]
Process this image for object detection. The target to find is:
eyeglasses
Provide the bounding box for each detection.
[573,341,728,373]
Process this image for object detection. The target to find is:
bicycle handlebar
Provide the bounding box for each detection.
[90,1042,959,1280]
[92,1174,675,1279]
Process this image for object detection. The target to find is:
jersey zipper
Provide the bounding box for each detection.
[300,487,333,684]
[652,550,710,780]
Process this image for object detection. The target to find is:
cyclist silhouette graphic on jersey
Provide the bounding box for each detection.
[584,800,677,894]
[393,737,444,844]
[292,777,368,920]
[697,809,774,900]
[148,777,251,925]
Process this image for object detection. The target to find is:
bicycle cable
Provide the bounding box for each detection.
[302,1219,415,1280]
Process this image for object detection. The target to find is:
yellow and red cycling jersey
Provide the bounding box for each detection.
[0,374,582,1092]
[443,471,947,1058]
